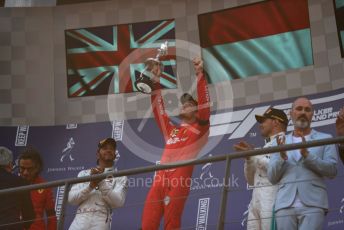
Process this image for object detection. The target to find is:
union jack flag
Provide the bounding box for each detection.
[65,19,177,97]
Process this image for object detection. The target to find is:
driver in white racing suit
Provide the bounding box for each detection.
[68,138,128,230]
[234,108,288,230]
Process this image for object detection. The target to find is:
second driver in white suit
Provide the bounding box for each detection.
[68,138,128,230]
[234,108,288,230]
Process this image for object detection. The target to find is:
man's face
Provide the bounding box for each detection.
[180,101,197,120]
[97,143,116,164]
[19,159,39,182]
[259,118,274,138]
[291,98,313,129]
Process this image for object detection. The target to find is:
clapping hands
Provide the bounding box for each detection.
[89,167,104,189]
[233,141,254,160]
[276,135,288,160]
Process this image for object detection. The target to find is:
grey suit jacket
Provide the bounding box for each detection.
[267,129,338,211]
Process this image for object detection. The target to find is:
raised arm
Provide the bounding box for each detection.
[150,64,173,140]
[194,58,210,123]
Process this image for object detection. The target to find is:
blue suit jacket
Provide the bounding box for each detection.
[267,129,338,211]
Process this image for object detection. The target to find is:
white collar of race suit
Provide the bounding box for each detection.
[95,166,115,173]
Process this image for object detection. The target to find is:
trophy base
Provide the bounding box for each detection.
[134,76,154,94]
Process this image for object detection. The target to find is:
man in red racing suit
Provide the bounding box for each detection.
[29,176,57,230]
[19,148,57,230]
[141,57,210,230]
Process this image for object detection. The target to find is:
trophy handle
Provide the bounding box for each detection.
[134,69,154,94]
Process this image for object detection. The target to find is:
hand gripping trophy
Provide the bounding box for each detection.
[134,41,168,94]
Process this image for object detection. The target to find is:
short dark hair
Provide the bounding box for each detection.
[19,147,43,174]
[98,138,116,150]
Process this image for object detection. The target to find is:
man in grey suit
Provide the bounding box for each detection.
[268,97,338,230]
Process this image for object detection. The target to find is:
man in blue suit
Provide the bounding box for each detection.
[268,97,338,230]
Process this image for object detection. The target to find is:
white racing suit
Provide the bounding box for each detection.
[68,167,128,230]
[244,132,284,230]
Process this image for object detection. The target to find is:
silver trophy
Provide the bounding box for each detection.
[134,41,168,94]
